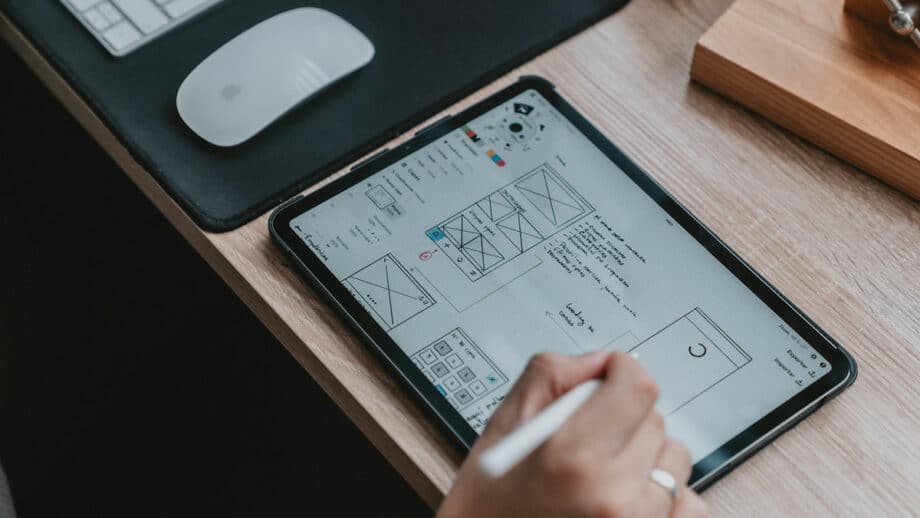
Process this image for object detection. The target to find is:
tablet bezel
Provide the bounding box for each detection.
[269,76,856,490]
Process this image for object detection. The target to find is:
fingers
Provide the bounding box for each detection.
[671,489,709,518]
[656,438,693,487]
[641,438,693,517]
[478,351,608,445]
[604,411,666,496]
[506,351,609,416]
[554,352,658,455]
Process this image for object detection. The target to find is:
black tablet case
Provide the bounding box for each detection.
[1,0,628,231]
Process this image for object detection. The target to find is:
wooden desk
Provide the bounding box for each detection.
[3,0,919,514]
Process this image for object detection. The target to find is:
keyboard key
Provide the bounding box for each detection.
[112,0,168,34]
[163,0,206,19]
[102,21,141,50]
[67,0,101,11]
[60,0,224,57]
[97,2,124,23]
[84,8,110,30]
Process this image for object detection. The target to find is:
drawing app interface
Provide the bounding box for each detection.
[289,90,833,462]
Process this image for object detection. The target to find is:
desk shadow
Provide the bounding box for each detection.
[0,43,429,518]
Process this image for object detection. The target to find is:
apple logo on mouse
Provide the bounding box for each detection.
[220,83,242,102]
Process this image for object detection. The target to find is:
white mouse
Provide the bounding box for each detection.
[177,8,375,147]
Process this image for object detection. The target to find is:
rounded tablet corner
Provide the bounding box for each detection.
[810,322,858,391]
[837,344,859,389]
[268,194,306,233]
[517,75,556,91]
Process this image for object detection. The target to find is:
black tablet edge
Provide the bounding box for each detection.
[268,198,475,453]
[268,75,857,489]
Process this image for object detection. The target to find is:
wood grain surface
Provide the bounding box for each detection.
[692,0,920,203]
[3,0,920,514]
[845,0,892,29]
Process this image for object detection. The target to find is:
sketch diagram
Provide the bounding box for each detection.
[515,166,590,227]
[426,163,594,281]
[441,215,505,272]
[496,212,543,253]
[628,308,752,416]
[476,192,517,221]
[344,254,434,330]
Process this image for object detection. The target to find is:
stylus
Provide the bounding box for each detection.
[478,379,601,478]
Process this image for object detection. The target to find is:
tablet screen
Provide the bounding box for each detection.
[287,89,834,463]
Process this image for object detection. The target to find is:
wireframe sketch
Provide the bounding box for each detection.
[496,212,543,253]
[515,165,590,228]
[426,163,593,281]
[477,192,517,221]
[344,254,435,330]
[441,214,505,272]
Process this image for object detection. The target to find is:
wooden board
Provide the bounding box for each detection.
[4,0,920,515]
[691,0,920,201]
[845,0,892,29]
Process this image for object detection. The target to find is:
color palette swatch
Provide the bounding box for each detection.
[486,149,506,167]
[462,125,483,145]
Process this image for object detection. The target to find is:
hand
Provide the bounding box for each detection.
[437,351,708,518]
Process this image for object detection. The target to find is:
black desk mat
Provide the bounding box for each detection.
[1,0,628,231]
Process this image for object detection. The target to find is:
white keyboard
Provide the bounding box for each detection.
[60,0,225,57]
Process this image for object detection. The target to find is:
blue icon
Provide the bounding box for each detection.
[435,384,447,396]
[426,227,446,242]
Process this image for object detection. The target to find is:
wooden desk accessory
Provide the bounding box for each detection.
[691,0,920,200]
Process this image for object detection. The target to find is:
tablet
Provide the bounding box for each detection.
[269,77,856,489]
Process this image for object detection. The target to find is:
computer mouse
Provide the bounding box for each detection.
[176,8,375,147]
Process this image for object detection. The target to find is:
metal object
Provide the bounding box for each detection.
[883,0,920,47]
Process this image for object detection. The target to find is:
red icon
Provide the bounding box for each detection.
[419,250,436,261]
